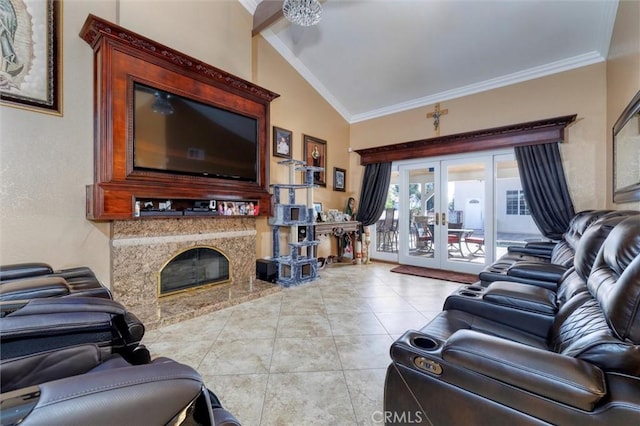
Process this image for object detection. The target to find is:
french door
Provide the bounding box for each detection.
[397,155,495,274]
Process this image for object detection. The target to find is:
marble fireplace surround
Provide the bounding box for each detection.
[110,217,279,329]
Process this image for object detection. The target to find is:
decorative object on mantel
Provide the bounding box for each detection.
[0,0,62,115]
[426,103,449,136]
[303,134,327,186]
[282,0,322,27]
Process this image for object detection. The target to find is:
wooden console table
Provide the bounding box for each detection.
[314,221,361,261]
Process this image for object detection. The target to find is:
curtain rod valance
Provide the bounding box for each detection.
[355,114,576,165]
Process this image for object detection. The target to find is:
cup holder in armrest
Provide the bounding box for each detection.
[411,336,440,351]
[458,290,480,298]
[466,285,483,292]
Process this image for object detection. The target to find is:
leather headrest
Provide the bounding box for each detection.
[563,210,611,249]
[588,215,640,342]
[574,211,640,280]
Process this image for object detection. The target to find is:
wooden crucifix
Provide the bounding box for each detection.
[426,103,449,136]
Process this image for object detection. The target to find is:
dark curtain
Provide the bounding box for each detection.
[355,162,392,226]
[514,143,575,240]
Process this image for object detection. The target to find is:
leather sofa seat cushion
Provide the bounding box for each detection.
[443,330,607,411]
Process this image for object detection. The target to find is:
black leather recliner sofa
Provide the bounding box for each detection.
[0,284,240,424]
[384,215,640,425]
[478,209,620,290]
[0,262,111,300]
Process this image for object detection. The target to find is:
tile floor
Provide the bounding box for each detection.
[143,262,461,426]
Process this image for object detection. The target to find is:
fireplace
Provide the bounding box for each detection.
[160,247,230,296]
[109,217,279,328]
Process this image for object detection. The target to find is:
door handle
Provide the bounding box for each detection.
[442,212,447,226]
[435,212,439,225]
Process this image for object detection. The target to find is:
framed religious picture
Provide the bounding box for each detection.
[273,126,292,159]
[303,134,326,186]
[333,167,346,192]
[0,0,63,115]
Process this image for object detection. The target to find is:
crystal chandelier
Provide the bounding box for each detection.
[282,0,323,27]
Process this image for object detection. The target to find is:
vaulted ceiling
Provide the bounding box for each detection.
[242,0,618,124]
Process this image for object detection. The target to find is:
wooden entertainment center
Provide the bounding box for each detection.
[80,15,279,221]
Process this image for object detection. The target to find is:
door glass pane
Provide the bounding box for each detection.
[445,162,486,264]
[495,159,544,257]
[408,167,436,259]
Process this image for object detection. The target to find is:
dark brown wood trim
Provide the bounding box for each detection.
[79,15,279,220]
[252,1,285,36]
[80,14,280,103]
[355,114,577,165]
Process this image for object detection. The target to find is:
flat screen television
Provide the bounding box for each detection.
[133,83,258,182]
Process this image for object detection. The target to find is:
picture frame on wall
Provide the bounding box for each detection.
[0,0,63,115]
[333,167,346,192]
[303,134,326,186]
[273,126,292,159]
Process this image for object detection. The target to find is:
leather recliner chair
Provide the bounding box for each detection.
[440,211,640,337]
[478,210,620,290]
[0,262,111,300]
[0,346,240,425]
[384,215,640,425]
[0,296,149,390]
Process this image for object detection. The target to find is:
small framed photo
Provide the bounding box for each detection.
[303,134,326,186]
[273,126,292,159]
[313,202,323,213]
[333,167,346,192]
[0,0,62,115]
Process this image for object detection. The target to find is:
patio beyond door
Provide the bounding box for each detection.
[398,157,492,274]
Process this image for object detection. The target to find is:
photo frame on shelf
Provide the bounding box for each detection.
[333,167,346,192]
[303,134,326,186]
[613,89,640,203]
[313,202,323,213]
[273,126,292,159]
[0,0,62,115]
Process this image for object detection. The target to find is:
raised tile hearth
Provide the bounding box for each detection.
[110,217,279,329]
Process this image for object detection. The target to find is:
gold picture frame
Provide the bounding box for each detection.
[0,0,63,115]
[303,134,326,186]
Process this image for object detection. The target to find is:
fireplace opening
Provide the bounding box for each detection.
[159,246,230,297]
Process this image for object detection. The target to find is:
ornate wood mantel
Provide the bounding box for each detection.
[355,114,577,165]
[79,15,280,220]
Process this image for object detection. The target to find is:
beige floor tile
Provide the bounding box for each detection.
[276,313,332,338]
[322,295,373,313]
[327,311,388,336]
[333,334,394,370]
[365,296,417,313]
[145,263,459,425]
[375,311,429,335]
[343,369,388,426]
[146,339,213,370]
[202,373,269,426]
[261,371,357,426]
[270,337,341,373]
[216,310,279,340]
[198,338,274,375]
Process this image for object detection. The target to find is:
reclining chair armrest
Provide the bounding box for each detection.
[442,329,606,411]
[0,263,54,282]
[483,281,557,315]
[443,286,554,337]
[507,242,555,258]
[0,277,70,301]
[0,344,105,393]
[0,358,214,425]
[507,261,567,283]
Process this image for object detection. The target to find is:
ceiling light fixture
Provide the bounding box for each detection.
[282,0,322,27]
